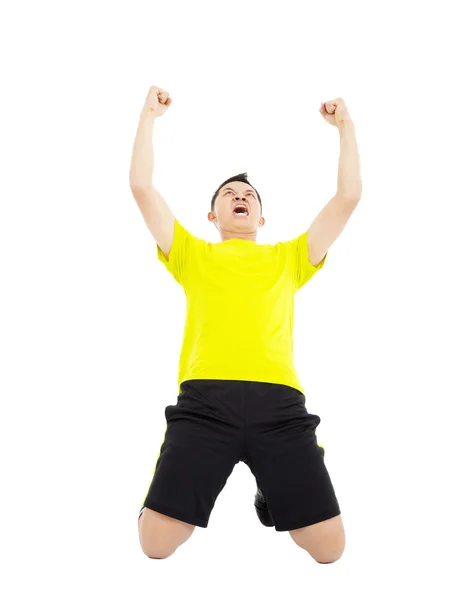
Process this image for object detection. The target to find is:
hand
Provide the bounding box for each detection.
[319,98,352,127]
[143,85,172,118]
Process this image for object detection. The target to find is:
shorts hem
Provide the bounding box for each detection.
[141,500,208,528]
[274,507,341,532]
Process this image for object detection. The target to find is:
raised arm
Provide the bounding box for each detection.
[129,86,176,260]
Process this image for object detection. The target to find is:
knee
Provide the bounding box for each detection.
[138,508,195,559]
[290,514,345,564]
[313,543,345,564]
[294,539,345,564]
[141,533,181,559]
[315,549,344,564]
[143,546,175,560]
[140,533,181,560]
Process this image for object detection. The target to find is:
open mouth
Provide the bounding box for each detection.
[233,206,249,217]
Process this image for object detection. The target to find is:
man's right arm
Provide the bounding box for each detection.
[129,108,175,260]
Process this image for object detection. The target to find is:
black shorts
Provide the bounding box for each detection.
[138,379,341,532]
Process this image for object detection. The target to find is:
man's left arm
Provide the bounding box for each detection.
[307,99,362,267]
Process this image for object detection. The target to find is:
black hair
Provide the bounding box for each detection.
[211,172,262,215]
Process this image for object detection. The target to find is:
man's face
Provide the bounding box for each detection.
[208,182,265,232]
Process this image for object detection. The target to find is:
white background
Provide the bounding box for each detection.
[1,0,469,598]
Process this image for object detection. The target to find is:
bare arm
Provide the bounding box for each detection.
[307,104,362,266]
[129,90,176,260]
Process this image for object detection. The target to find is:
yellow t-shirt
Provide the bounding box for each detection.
[156,218,327,397]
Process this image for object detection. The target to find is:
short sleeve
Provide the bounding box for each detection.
[156,218,200,287]
[283,230,327,292]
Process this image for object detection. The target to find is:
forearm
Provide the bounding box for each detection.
[337,119,362,199]
[129,109,156,189]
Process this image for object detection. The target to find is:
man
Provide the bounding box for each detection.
[129,86,362,562]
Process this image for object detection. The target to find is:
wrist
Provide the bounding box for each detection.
[338,118,354,129]
[338,119,355,139]
[140,108,157,123]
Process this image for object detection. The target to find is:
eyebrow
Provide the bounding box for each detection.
[223,187,255,194]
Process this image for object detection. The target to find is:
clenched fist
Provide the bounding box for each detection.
[143,85,172,118]
[319,98,352,127]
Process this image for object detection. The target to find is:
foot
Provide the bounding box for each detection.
[254,487,274,527]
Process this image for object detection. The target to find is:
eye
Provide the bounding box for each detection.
[225,190,254,196]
